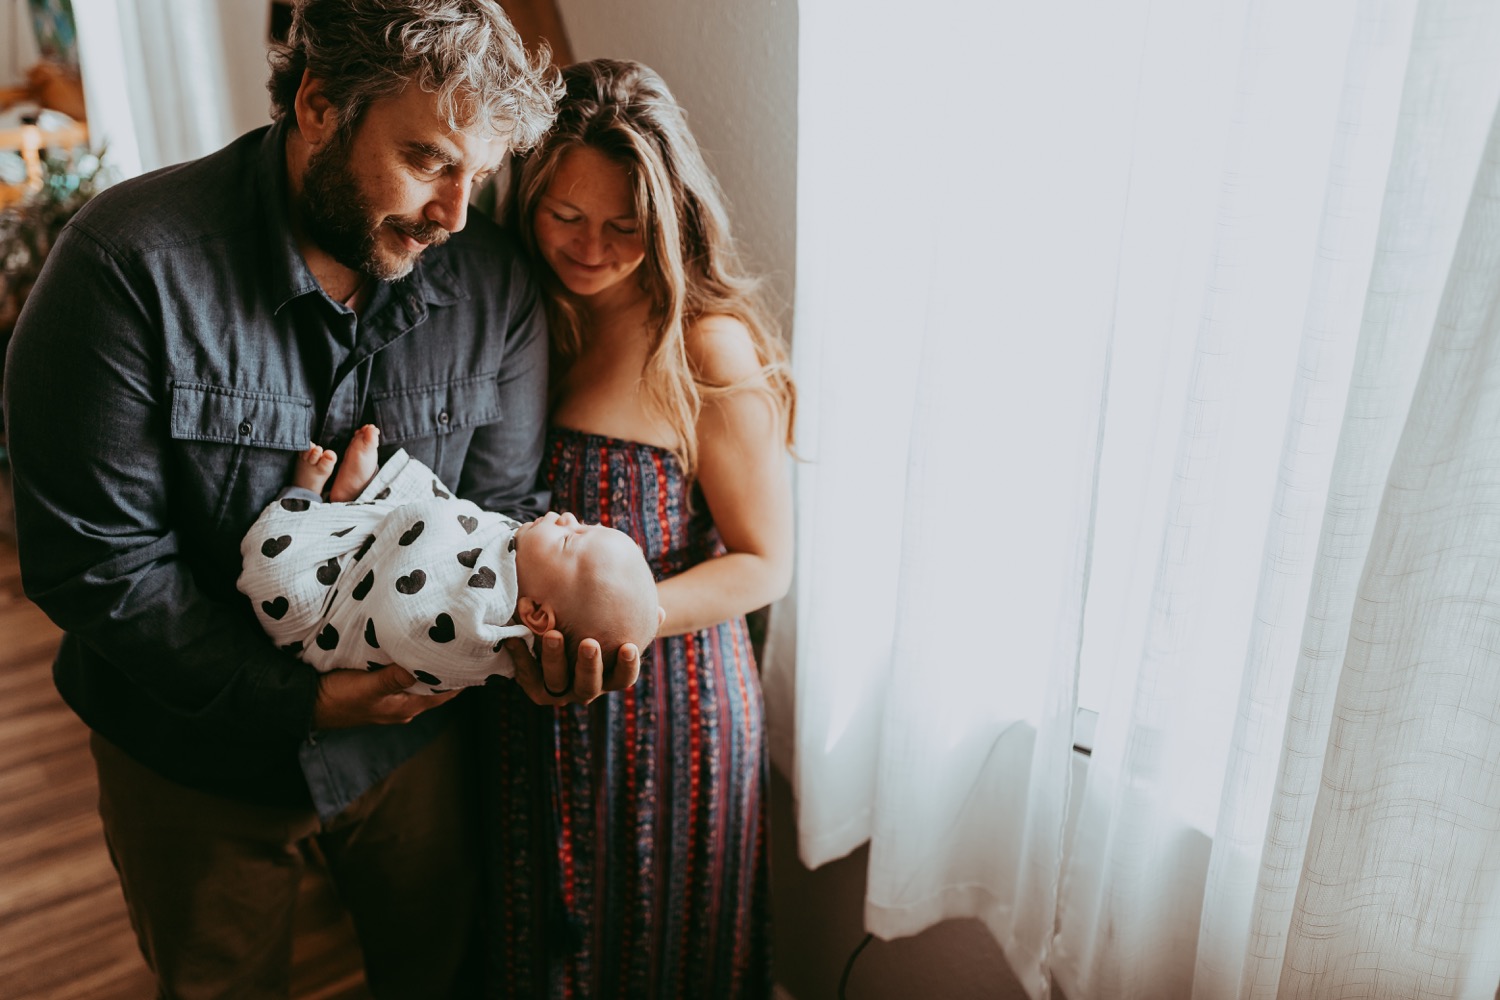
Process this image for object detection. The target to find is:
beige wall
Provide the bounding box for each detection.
[218,2,278,138]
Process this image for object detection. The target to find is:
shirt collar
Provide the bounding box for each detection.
[256,118,469,316]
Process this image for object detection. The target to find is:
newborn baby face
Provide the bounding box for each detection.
[514,510,627,603]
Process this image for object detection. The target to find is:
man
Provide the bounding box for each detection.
[4,1,636,996]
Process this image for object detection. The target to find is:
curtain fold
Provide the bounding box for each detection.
[71,0,235,177]
[789,1,1135,992]
[1267,35,1500,994]
[787,1,1500,997]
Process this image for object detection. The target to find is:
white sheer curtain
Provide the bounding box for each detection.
[784,1,1500,997]
[70,0,236,177]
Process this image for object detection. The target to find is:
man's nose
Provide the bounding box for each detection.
[426,177,470,234]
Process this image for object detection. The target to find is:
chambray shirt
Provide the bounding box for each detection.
[4,121,549,817]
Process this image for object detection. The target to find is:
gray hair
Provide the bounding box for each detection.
[267,0,561,149]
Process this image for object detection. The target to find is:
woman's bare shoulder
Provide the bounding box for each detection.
[686,314,762,385]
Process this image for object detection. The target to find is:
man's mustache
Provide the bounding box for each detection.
[387,218,451,246]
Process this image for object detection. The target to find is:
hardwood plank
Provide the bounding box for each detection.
[0,537,369,998]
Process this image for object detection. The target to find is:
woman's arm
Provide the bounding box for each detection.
[655,315,794,637]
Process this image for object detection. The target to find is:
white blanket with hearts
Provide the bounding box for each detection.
[236,449,531,693]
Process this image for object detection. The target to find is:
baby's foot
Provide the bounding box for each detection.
[292,444,338,494]
[329,424,381,502]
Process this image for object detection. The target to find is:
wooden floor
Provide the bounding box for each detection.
[0,534,372,999]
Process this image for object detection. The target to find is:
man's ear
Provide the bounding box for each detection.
[292,69,337,147]
[517,596,556,636]
[657,606,666,626]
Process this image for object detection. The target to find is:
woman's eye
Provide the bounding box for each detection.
[610,223,639,235]
[552,212,581,224]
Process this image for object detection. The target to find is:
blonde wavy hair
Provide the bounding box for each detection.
[513,58,795,479]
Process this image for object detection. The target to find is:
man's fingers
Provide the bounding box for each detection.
[502,633,640,706]
[606,643,641,692]
[313,663,442,728]
[411,687,463,710]
[505,637,566,706]
[571,638,604,704]
[374,664,417,693]
[538,631,572,698]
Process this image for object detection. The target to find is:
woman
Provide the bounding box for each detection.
[482,59,795,998]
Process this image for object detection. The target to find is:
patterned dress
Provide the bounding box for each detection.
[481,426,772,999]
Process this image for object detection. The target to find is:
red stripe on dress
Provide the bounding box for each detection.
[676,634,703,997]
[557,721,578,986]
[652,452,670,561]
[700,629,731,981]
[615,681,639,993]
[730,619,755,978]
[597,445,611,526]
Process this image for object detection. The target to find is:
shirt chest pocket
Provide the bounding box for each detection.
[370,372,502,444]
[168,381,315,533]
[369,373,503,490]
[170,382,315,449]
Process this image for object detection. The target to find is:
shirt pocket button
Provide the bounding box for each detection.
[438,410,450,425]
[238,419,253,437]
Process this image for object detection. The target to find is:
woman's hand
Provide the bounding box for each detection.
[507,632,641,706]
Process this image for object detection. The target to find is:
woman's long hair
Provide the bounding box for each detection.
[513,58,795,479]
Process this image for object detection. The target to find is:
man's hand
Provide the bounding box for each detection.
[312,664,462,729]
[508,631,641,706]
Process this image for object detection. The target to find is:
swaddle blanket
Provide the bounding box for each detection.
[237,449,532,693]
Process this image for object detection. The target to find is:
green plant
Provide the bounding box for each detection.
[0,147,113,331]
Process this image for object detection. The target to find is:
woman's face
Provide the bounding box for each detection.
[533,146,647,302]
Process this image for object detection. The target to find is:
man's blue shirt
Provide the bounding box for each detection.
[4,120,549,817]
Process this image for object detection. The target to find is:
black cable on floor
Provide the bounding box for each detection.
[837,932,875,999]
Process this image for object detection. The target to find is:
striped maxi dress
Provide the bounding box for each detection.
[480,426,772,999]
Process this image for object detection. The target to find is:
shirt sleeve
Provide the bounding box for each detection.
[3,223,320,739]
[455,253,551,521]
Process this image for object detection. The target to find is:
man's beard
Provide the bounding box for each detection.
[301,135,450,283]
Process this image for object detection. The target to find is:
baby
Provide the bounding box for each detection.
[237,425,661,693]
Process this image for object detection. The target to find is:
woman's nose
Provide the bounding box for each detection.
[572,229,604,261]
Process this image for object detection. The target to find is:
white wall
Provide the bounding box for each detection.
[2,1,43,87]
[555,0,798,326]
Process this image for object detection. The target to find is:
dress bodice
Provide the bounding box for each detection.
[543,426,724,578]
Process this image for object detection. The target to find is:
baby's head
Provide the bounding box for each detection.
[513,511,662,670]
